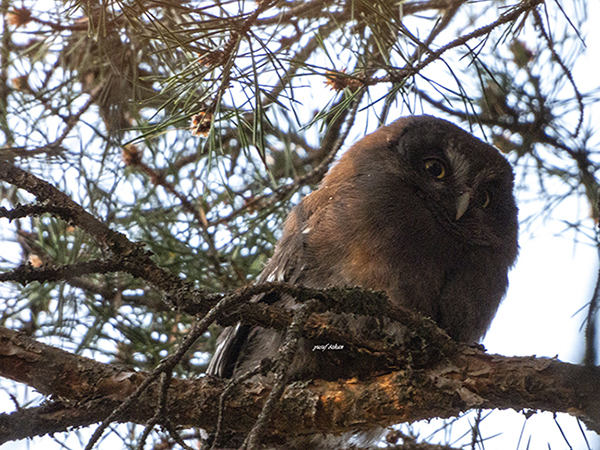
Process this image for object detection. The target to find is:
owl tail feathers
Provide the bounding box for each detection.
[206,323,250,378]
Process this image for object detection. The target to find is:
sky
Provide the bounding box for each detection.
[2,1,600,449]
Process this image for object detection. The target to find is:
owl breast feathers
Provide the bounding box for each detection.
[208,115,519,381]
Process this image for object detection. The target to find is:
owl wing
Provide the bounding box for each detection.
[206,203,313,378]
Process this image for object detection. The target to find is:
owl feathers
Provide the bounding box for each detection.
[208,115,518,381]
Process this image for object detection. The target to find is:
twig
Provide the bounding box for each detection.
[210,87,365,227]
[584,225,600,367]
[210,361,272,450]
[127,158,232,280]
[362,0,546,86]
[84,286,265,450]
[0,259,124,285]
[532,8,584,137]
[242,299,320,450]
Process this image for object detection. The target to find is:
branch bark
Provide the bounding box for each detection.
[1,326,598,444]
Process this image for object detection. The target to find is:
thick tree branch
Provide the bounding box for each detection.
[0,324,599,444]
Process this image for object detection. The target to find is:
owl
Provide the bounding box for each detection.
[207,115,518,381]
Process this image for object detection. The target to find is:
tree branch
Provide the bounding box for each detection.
[0,161,206,311]
[0,323,598,445]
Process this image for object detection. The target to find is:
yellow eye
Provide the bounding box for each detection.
[482,191,491,208]
[424,159,446,179]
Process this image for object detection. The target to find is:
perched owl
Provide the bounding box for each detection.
[207,115,518,382]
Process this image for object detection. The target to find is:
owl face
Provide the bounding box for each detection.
[394,117,518,250]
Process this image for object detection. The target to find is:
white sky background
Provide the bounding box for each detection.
[2,1,600,449]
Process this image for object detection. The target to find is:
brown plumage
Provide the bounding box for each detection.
[207,115,518,382]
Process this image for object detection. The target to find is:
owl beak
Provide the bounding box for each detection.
[455,191,471,220]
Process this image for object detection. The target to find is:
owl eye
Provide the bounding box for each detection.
[424,159,446,179]
[481,191,491,208]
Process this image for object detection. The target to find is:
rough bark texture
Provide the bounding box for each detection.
[1,326,599,444]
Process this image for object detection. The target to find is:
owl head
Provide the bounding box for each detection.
[319,115,518,256]
[393,115,518,250]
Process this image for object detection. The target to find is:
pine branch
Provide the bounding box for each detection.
[0,326,599,444]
